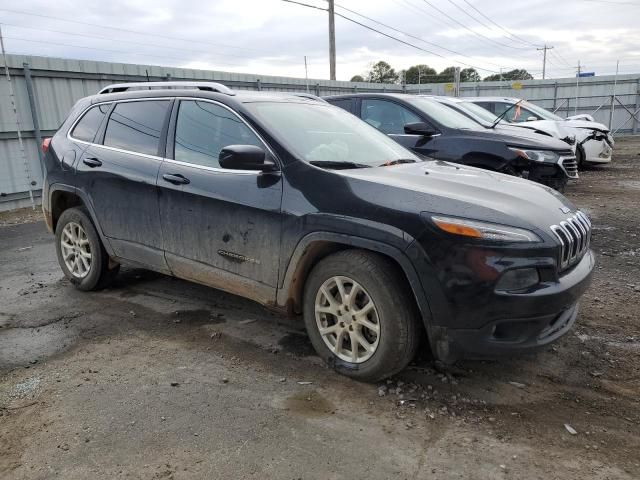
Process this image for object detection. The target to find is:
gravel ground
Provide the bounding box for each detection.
[1,137,639,479]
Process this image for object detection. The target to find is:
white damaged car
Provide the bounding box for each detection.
[468,97,614,169]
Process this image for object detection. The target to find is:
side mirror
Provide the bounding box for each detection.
[525,116,538,122]
[219,145,277,172]
[404,122,437,136]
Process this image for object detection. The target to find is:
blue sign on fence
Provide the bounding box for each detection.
[577,72,595,77]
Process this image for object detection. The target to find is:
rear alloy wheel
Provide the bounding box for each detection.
[303,250,421,382]
[60,222,92,279]
[55,207,119,291]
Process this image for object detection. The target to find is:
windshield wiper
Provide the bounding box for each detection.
[309,160,372,169]
[490,99,523,129]
[379,158,417,166]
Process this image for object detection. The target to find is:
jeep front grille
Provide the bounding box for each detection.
[550,211,591,270]
[559,156,579,179]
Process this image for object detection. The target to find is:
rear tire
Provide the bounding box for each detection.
[55,207,119,291]
[576,145,586,170]
[303,249,421,382]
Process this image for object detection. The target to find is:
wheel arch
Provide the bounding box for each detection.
[277,232,433,327]
[49,184,115,257]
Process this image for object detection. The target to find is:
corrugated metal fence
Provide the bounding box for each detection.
[1,53,639,210]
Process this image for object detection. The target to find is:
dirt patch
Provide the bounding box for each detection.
[0,137,639,479]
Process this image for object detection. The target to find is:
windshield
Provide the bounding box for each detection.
[457,101,503,125]
[520,100,563,121]
[409,97,483,130]
[243,102,420,167]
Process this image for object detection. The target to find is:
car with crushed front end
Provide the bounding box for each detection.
[324,93,577,191]
[42,82,595,382]
[468,97,614,169]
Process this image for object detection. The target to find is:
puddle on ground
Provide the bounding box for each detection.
[284,390,335,417]
[278,332,315,357]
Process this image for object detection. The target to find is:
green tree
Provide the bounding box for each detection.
[366,61,399,84]
[350,75,365,82]
[483,69,533,81]
[438,66,457,83]
[460,68,481,82]
[403,64,437,84]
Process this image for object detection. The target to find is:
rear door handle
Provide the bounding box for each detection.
[162,173,190,185]
[83,157,102,168]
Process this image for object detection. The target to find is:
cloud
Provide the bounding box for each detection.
[0,0,637,80]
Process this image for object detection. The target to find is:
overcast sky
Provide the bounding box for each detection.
[1,0,639,81]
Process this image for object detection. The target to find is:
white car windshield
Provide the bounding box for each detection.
[457,101,503,125]
[244,101,421,168]
[409,98,483,130]
[520,100,564,121]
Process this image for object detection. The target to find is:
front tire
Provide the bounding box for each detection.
[55,207,118,291]
[303,250,421,382]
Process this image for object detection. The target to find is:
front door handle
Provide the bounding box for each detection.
[162,173,190,185]
[83,157,102,168]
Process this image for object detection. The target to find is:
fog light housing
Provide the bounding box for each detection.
[495,268,539,292]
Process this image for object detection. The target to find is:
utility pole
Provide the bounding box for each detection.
[575,60,581,116]
[537,44,554,80]
[0,24,36,208]
[328,0,336,80]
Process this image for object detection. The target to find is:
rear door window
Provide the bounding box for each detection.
[328,98,354,114]
[360,99,421,134]
[70,104,110,143]
[104,100,170,156]
[173,100,262,168]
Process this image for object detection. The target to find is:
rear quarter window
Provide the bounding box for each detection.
[103,100,170,156]
[70,104,110,142]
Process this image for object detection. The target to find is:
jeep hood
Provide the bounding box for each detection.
[340,160,577,234]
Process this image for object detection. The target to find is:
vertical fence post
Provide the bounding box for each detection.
[552,82,558,111]
[315,83,320,96]
[23,62,44,178]
[256,79,262,91]
[634,78,640,135]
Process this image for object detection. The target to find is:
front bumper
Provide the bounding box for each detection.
[583,138,613,164]
[432,249,594,360]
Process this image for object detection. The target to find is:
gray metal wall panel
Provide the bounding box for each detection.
[1,53,639,205]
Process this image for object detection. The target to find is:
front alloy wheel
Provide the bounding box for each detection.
[315,276,380,363]
[303,250,421,382]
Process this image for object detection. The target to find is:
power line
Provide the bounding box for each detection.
[332,11,501,73]
[282,0,503,73]
[333,2,505,69]
[1,35,246,67]
[458,0,543,47]
[418,0,533,51]
[0,8,264,53]
[1,23,257,61]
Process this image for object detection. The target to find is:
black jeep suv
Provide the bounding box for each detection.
[42,82,594,381]
[324,93,577,192]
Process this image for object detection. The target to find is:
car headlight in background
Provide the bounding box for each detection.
[508,147,560,163]
[430,216,541,242]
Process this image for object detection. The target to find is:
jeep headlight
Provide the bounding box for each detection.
[430,216,541,242]
[509,148,560,163]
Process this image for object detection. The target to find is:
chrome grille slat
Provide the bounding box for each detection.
[559,156,579,179]
[550,211,592,270]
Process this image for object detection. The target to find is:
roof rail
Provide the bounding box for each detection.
[289,93,329,104]
[98,81,235,96]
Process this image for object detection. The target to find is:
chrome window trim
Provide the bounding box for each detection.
[67,97,171,161]
[162,158,258,175]
[66,96,278,175]
[171,96,279,174]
